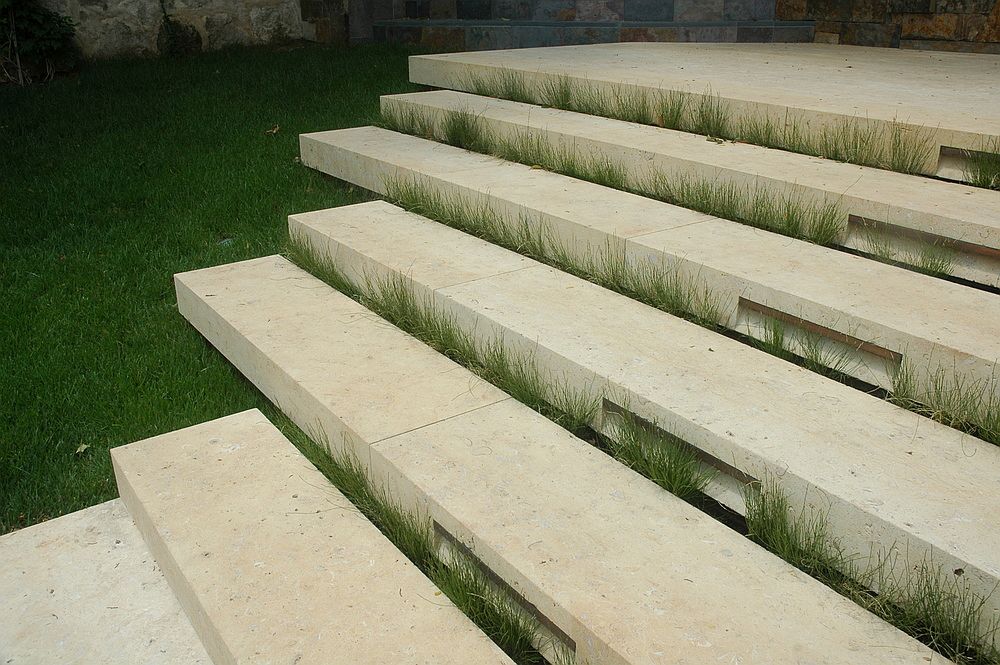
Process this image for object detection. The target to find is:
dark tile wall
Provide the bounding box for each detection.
[371,0,782,21]
[777,0,1000,48]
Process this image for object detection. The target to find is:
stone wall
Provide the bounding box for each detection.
[39,0,321,58]
[365,0,780,22]
[363,0,821,47]
[776,0,1000,51]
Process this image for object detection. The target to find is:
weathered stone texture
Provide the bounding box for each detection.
[40,0,308,58]
[779,0,999,48]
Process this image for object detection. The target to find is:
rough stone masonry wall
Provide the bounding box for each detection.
[38,0,332,58]
[777,0,1000,51]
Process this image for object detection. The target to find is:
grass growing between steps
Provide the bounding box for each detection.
[857,228,956,279]
[290,238,1000,664]
[461,71,944,181]
[292,431,556,665]
[382,177,724,328]
[965,139,1000,191]
[287,239,718,506]
[380,176,1000,449]
[0,42,421,534]
[890,361,1000,448]
[745,479,1000,664]
[380,105,848,247]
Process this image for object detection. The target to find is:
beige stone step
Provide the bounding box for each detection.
[111,408,512,665]
[409,42,1000,180]
[175,254,942,665]
[299,125,1000,402]
[382,89,1000,289]
[0,499,210,665]
[291,199,1000,635]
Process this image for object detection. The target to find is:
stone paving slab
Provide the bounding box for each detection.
[0,500,210,665]
[111,408,512,665]
[409,42,1000,178]
[176,254,941,665]
[383,89,1000,288]
[292,200,1000,635]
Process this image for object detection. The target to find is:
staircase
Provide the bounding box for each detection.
[4,42,999,664]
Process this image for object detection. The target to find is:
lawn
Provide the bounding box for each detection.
[0,42,418,534]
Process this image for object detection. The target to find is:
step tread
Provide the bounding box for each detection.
[291,200,1000,621]
[385,89,1000,255]
[111,408,512,665]
[299,126,1000,389]
[409,42,1000,148]
[176,255,939,664]
[0,499,211,665]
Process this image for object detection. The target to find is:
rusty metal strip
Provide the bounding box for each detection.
[432,521,577,653]
[848,214,1000,261]
[738,296,903,365]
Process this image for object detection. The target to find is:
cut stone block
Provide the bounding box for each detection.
[299,126,1000,402]
[409,42,1000,180]
[383,89,1000,288]
[176,255,941,664]
[291,199,1000,635]
[0,499,210,665]
[111,408,513,665]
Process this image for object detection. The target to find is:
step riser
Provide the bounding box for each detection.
[176,256,938,664]
[290,202,1000,634]
[381,92,1000,288]
[299,128,1000,405]
[112,452,232,664]
[408,46,1000,181]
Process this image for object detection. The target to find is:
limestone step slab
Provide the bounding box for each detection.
[111,408,512,665]
[299,125,1000,402]
[175,254,942,665]
[382,89,1000,288]
[408,42,1000,180]
[291,199,1000,636]
[0,499,210,665]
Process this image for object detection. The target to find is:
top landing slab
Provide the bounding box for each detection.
[410,43,1000,162]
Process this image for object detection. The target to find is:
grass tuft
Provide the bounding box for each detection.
[379,102,436,140]
[602,410,714,502]
[965,139,1000,191]
[643,171,846,246]
[745,478,1000,664]
[692,92,731,138]
[890,361,1000,448]
[441,107,497,155]
[466,69,534,105]
[747,318,860,381]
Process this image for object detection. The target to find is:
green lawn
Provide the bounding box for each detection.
[0,42,418,534]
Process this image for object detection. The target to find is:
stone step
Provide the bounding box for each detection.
[298,126,1000,402]
[291,199,1000,635]
[175,254,941,665]
[383,89,1000,288]
[111,408,512,665]
[408,42,1000,180]
[0,499,211,665]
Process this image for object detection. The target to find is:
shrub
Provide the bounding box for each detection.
[0,0,77,84]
